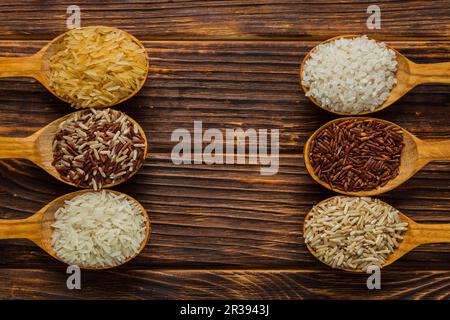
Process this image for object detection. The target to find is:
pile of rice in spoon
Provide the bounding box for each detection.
[46,27,148,108]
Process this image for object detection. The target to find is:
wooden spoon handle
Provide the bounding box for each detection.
[410,62,450,85]
[417,139,450,162]
[413,223,450,245]
[0,215,41,241]
[0,54,42,79]
[0,136,36,159]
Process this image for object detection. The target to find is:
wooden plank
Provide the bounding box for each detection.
[0,40,449,276]
[0,1,448,40]
[1,269,450,299]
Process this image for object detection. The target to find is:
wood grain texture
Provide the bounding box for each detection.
[0,1,448,40]
[0,1,449,300]
[1,269,450,300]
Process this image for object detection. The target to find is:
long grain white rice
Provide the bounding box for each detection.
[301,36,397,114]
[51,190,147,268]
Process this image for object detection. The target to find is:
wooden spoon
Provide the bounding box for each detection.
[304,117,450,196]
[299,35,450,115]
[0,110,148,188]
[0,189,150,269]
[304,196,450,272]
[0,26,149,108]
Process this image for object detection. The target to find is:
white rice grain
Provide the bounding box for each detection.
[51,191,147,268]
[301,36,397,114]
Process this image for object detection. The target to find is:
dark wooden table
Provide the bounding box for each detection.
[0,1,449,300]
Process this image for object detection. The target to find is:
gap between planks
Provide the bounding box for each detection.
[1,266,450,273]
[0,37,449,42]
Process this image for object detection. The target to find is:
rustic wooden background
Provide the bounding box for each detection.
[0,0,449,300]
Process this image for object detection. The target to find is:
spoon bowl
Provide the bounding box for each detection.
[0,189,150,269]
[304,117,450,196]
[304,196,450,272]
[0,110,148,188]
[0,26,149,108]
[300,35,450,115]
